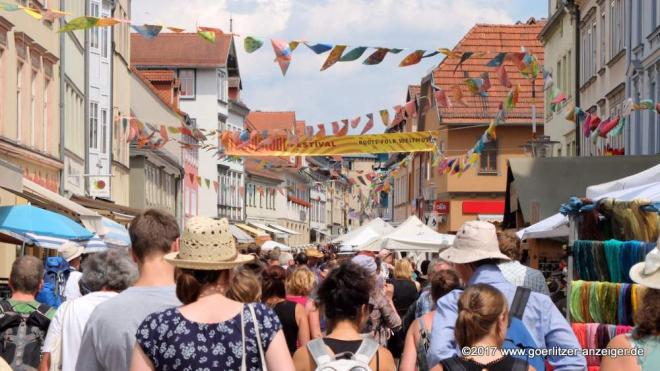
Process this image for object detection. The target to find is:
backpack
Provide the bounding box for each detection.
[441,355,528,371]
[36,256,71,308]
[307,337,380,371]
[0,300,51,370]
[503,286,545,371]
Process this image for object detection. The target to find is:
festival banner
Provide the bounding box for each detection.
[224,131,438,156]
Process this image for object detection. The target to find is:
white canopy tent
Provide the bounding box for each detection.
[335,218,395,252]
[518,165,660,240]
[261,240,292,251]
[363,215,455,252]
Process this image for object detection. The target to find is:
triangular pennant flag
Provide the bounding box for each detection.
[159,125,169,142]
[486,52,507,67]
[331,121,340,135]
[289,40,301,51]
[167,26,185,33]
[42,9,68,22]
[438,48,461,58]
[314,124,326,139]
[451,85,468,107]
[96,17,120,26]
[504,84,520,110]
[205,178,211,188]
[361,114,374,135]
[196,176,202,186]
[363,48,389,65]
[167,126,181,134]
[340,46,368,61]
[379,109,390,126]
[496,65,511,88]
[422,50,440,58]
[213,181,219,191]
[399,50,425,67]
[0,2,21,11]
[131,24,163,39]
[453,52,474,74]
[305,42,333,54]
[337,120,349,136]
[21,7,43,20]
[486,120,497,141]
[271,39,292,76]
[197,29,216,43]
[350,116,361,129]
[305,126,314,138]
[404,100,417,118]
[244,36,264,53]
[321,45,347,71]
[434,88,451,108]
[58,16,99,33]
[480,72,491,93]
[389,48,403,54]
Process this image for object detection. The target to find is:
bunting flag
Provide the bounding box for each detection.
[438,48,461,59]
[96,17,120,27]
[314,124,326,139]
[321,45,347,71]
[204,178,211,188]
[271,39,292,76]
[58,16,99,33]
[486,52,506,67]
[361,113,375,135]
[21,7,42,20]
[196,176,202,186]
[399,50,425,67]
[340,46,368,62]
[337,120,349,136]
[305,42,333,54]
[379,109,390,126]
[453,52,474,74]
[305,126,314,138]
[244,36,264,53]
[213,181,219,191]
[131,24,162,39]
[434,88,451,108]
[289,41,301,51]
[198,26,223,35]
[42,9,68,22]
[159,125,169,143]
[197,28,216,43]
[167,26,185,33]
[331,121,340,135]
[404,100,417,118]
[363,48,389,65]
[350,116,361,129]
[504,84,520,110]
[0,2,20,11]
[451,85,468,107]
[496,65,512,88]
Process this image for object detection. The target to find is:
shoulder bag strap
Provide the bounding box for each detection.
[306,338,333,366]
[240,305,246,371]
[353,337,380,365]
[248,304,268,371]
[0,300,13,314]
[510,357,529,371]
[442,356,468,371]
[509,286,531,323]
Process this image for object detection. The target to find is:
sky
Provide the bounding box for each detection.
[132,0,547,133]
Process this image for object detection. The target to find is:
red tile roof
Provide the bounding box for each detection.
[245,111,298,133]
[131,67,187,118]
[131,33,232,68]
[432,20,545,124]
[139,69,176,82]
[245,159,286,181]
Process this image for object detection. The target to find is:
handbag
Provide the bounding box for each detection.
[240,304,268,371]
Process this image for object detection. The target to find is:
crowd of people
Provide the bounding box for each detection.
[0,208,658,370]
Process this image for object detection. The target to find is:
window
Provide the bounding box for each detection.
[101,27,108,59]
[179,69,195,98]
[30,70,36,147]
[556,60,562,92]
[90,2,99,49]
[89,102,98,149]
[591,22,597,75]
[611,0,624,56]
[101,109,107,154]
[16,62,23,142]
[43,77,49,152]
[567,50,572,96]
[217,69,227,101]
[479,139,498,173]
[600,10,606,67]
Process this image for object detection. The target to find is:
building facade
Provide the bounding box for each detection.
[244,159,288,242]
[576,0,627,156]
[625,0,660,155]
[540,0,578,157]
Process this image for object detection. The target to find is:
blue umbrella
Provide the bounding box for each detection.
[0,205,94,240]
[101,217,131,248]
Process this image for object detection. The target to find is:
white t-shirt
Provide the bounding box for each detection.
[64,270,82,301]
[43,291,118,371]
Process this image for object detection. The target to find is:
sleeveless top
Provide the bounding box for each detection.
[627,333,660,370]
[273,300,298,354]
[392,279,419,317]
[440,355,527,371]
[415,317,432,371]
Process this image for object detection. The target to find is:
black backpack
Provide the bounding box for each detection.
[0,300,52,370]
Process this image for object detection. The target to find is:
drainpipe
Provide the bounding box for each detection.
[572,2,581,156]
[84,2,90,195]
[109,0,116,200]
[58,0,66,194]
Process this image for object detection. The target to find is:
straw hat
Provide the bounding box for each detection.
[305,248,324,258]
[60,241,84,262]
[165,217,254,270]
[439,221,510,264]
[630,237,660,289]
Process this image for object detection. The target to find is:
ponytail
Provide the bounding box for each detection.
[175,268,223,304]
[454,283,508,347]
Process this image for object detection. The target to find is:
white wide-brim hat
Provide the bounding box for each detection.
[629,239,660,290]
[439,220,510,264]
[165,217,254,270]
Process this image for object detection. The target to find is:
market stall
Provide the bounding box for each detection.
[362,215,454,252]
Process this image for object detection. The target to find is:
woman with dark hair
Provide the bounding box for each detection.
[262,265,310,355]
[602,244,660,371]
[130,217,293,371]
[293,262,396,371]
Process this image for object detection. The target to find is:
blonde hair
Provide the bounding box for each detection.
[226,266,262,303]
[286,266,316,296]
[393,259,414,280]
[455,284,508,347]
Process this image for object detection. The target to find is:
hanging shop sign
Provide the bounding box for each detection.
[434,200,450,215]
[224,131,438,157]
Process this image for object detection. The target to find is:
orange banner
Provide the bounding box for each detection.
[223,131,438,156]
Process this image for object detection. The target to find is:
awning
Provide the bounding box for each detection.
[229,224,255,244]
[311,228,330,236]
[20,179,103,234]
[236,223,268,237]
[269,223,300,235]
[249,222,286,235]
[477,214,504,223]
[462,201,505,214]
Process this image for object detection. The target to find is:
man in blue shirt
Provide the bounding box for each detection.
[428,221,586,370]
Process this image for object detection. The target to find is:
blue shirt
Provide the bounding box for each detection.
[428,264,586,370]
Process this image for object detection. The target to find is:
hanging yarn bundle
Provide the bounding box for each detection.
[599,198,660,242]
[569,280,645,325]
[571,323,634,367]
[573,240,655,282]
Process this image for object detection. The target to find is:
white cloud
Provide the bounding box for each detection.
[131,0,544,132]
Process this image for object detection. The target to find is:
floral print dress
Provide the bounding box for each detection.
[136,303,281,371]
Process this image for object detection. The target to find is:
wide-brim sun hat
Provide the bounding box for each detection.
[60,241,85,262]
[629,236,660,290]
[305,248,324,258]
[439,220,510,264]
[165,217,254,270]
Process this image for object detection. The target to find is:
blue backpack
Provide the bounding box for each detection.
[36,257,71,308]
[503,286,545,371]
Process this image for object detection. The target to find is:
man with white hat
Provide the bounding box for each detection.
[427,221,586,370]
[60,241,85,301]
